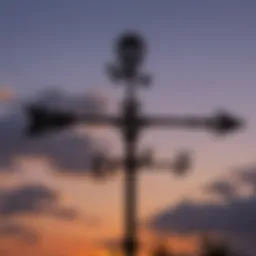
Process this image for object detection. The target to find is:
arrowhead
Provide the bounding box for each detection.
[25,105,76,137]
[211,112,244,135]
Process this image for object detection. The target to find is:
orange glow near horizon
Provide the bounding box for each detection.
[0,227,200,256]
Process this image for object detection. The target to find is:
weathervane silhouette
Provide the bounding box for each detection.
[25,31,244,256]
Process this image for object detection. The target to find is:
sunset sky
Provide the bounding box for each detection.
[0,1,256,255]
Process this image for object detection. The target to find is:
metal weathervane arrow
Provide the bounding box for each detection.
[25,31,244,256]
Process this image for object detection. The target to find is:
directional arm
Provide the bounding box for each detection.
[25,105,119,136]
[88,149,192,180]
[141,111,243,135]
[141,115,209,128]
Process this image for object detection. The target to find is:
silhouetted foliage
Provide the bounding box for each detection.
[200,236,232,256]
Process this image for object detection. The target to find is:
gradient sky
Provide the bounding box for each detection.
[0,1,256,255]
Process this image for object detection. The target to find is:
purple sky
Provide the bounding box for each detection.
[0,1,256,254]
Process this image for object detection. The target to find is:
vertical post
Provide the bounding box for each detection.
[123,81,139,256]
[124,131,137,256]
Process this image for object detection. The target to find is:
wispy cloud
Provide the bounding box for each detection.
[149,197,256,235]
[0,88,108,174]
[0,222,38,244]
[204,180,238,200]
[0,184,78,221]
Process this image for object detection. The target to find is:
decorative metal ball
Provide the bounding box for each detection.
[117,32,145,52]
[116,31,146,69]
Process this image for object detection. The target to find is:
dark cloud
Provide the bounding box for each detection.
[0,183,99,246]
[149,196,256,235]
[22,132,94,173]
[150,165,256,236]
[0,184,78,221]
[0,222,38,244]
[0,88,108,174]
[205,180,238,200]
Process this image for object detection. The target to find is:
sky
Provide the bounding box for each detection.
[0,0,256,255]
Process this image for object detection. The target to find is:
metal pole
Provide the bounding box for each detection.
[124,130,137,256]
[123,81,139,256]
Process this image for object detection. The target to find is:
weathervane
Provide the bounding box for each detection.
[25,31,244,256]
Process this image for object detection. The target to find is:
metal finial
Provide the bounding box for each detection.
[115,31,146,79]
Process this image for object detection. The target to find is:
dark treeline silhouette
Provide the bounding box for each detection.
[199,236,232,256]
[148,235,242,256]
[107,235,242,256]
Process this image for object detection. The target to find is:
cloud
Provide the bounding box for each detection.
[0,183,99,246]
[0,184,78,221]
[0,222,38,244]
[149,197,256,235]
[21,132,94,173]
[0,88,108,174]
[149,165,256,236]
[204,180,238,200]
